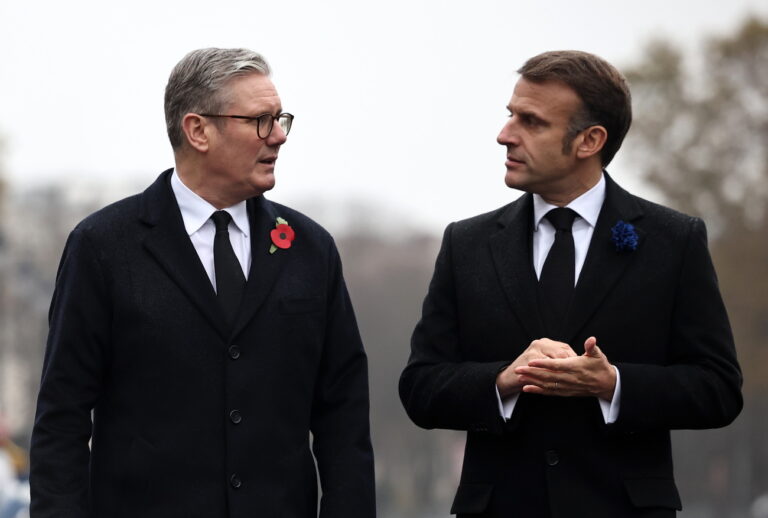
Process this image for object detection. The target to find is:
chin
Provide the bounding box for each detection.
[248,173,275,195]
[504,171,528,191]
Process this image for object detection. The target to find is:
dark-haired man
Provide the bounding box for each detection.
[400,50,742,517]
[30,48,375,518]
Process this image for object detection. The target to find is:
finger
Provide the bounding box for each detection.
[583,336,601,357]
[546,346,577,359]
[523,358,579,371]
[522,382,566,396]
[516,370,571,393]
[515,370,552,385]
[522,384,546,394]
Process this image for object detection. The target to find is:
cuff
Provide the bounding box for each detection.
[598,365,621,424]
[495,385,520,420]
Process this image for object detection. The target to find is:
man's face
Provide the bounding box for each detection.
[497,78,584,199]
[204,73,287,203]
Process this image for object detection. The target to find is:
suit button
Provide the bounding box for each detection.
[229,410,242,424]
[228,345,241,360]
[545,450,559,466]
[230,474,241,489]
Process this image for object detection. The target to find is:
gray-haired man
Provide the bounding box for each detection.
[30,48,376,518]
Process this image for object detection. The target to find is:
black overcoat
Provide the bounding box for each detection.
[400,175,742,518]
[31,170,376,518]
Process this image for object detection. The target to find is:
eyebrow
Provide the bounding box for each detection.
[507,105,548,124]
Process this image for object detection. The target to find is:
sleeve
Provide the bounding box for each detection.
[30,227,112,518]
[399,224,511,435]
[311,239,376,518]
[612,217,743,433]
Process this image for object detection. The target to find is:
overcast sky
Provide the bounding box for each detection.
[2,0,767,233]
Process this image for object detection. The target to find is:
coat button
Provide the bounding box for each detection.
[229,410,242,424]
[230,474,241,489]
[545,450,559,466]
[228,345,241,360]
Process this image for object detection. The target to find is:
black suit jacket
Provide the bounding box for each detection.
[30,170,376,518]
[399,175,742,518]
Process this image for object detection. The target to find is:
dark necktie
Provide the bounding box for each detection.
[539,207,578,337]
[211,211,246,324]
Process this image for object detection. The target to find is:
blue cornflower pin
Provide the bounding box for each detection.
[610,220,639,252]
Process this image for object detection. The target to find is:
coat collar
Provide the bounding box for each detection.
[562,173,645,346]
[490,193,546,339]
[229,195,286,338]
[490,173,645,347]
[139,169,287,341]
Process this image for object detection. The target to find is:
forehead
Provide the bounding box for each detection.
[224,73,282,113]
[508,78,582,121]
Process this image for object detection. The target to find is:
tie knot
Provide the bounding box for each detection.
[545,208,577,232]
[211,210,233,233]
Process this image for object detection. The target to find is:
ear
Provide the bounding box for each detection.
[575,125,607,160]
[181,113,211,152]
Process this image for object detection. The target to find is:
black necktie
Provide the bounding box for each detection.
[539,207,578,337]
[211,211,246,324]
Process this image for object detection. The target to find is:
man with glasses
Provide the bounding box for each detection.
[400,50,742,517]
[30,48,375,518]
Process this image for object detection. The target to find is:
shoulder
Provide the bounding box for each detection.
[452,204,511,233]
[627,193,705,242]
[448,200,523,237]
[606,175,705,243]
[70,193,143,245]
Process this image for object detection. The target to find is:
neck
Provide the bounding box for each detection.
[539,165,603,207]
[175,157,241,210]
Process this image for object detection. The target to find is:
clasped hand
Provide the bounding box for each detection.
[495,337,616,401]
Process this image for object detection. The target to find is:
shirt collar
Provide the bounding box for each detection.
[532,173,606,231]
[170,169,250,237]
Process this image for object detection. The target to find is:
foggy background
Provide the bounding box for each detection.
[1,1,768,516]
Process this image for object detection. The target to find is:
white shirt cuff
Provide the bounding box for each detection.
[598,365,621,424]
[495,386,519,420]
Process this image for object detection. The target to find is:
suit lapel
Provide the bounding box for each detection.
[140,170,230,339]
[489,194,546,340]
[562,174,645,345]
[230,196,287,338]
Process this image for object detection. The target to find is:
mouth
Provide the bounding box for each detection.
[259,156,278,166]
[506,155,525,167]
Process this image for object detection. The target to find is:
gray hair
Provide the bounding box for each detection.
[164,48,271,149]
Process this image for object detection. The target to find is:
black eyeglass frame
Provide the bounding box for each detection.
[198,112,294,139]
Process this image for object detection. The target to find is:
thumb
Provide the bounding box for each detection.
[583,336,600,357]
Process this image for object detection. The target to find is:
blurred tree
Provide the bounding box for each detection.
[623,16,768,517]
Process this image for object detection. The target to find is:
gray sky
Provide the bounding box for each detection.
[2,0,767,232]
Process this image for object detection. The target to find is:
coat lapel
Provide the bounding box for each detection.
[139,170,230,339]
[230,196,288,338]
[489,194,546,340]
[562,174,645,346]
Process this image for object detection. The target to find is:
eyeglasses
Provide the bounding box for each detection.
[199,112,294,139]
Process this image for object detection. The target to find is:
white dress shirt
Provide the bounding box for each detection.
[170,170,251,291]
[496,174,622,424]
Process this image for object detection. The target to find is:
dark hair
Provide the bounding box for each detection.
[518,50,632,166]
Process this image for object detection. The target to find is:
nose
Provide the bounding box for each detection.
[267,122,288,146]
[497,118,519,147]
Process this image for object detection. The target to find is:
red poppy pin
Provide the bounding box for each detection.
[269,217,295,254]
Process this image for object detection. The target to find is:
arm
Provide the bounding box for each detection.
[399,224,517,434]
[30,228,111,518]
[312,241,375,518]
[613,217,742,432]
